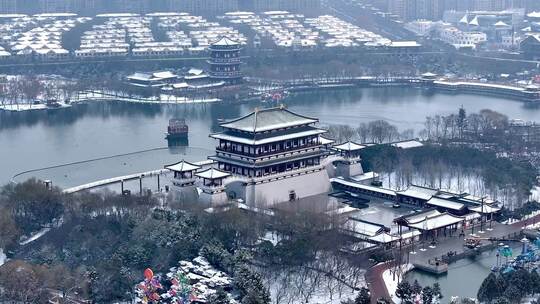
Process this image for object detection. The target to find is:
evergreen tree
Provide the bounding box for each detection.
[234,265,270,304]
[208,288,230,304]
[432,282,442,299]
[492,297,510,304]
[477,273,502,302]
[354,287,370,304]
[505,284,522,304]
[412,280,422,296]
[508,268,532,297]
[396,281,414,304]
[531,270,540,294]
[422,286,434,304]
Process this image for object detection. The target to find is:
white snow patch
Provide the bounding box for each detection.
[19,227,51,245]
[382,263,414,303]
[0,248,6,266]
[533,186,540,202]
[0,103,71,112]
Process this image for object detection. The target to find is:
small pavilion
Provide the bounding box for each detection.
[395,209,465,244]
[165,160,200,187]
[195,167,231,205]
[332,141,365,178]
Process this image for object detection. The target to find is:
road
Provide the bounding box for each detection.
[323,0,416,41]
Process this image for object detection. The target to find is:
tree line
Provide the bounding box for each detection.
[326,120,414,144]
[360,144,537,210]
[477,269,540,304]
[0,179,375,303]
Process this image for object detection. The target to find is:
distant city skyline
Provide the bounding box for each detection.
[0,0,321,15]
[385,0,540,21]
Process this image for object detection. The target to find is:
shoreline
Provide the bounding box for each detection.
[1,77,539,113]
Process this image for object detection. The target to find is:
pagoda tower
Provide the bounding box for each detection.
[207,36,243,84]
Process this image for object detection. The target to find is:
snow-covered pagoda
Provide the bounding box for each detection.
[207,36,243,84]
[209,105,332,206]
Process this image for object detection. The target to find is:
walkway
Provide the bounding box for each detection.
[407,221,521,264]
[365,262,392,303]
[63,169,169,194]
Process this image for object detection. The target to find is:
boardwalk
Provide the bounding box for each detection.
[366,215,540,302]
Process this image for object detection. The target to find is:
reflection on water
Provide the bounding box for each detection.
[2,88,540,185]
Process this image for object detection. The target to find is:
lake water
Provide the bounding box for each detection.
[405,244,523,301]
[1,87,540,187]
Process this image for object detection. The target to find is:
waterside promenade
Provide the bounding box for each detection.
[367,214,540,303]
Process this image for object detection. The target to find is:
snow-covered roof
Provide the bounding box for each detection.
[333,141,365,151]
[210,128,326,146]
[460,194,496,205]
[211,36,239,46]
[369,232,400,244]
[400,211,464,231]
[342,218,388,237]
[127,72,152,81]
[165,160,201,172]
[528,12,540,19]
[195,168,231,180]
[469,205,501,214]
[391,140,424,149]
[495,21,509,27]
[319,136,335,145]
[426,197,466,211]
[351,171,378,182]
[330,178,397,197]
[172,82,189,89]
[187,68,205,76]
[401,229,422,239]
[220,106,318,133]
[153,71,177,79]
[397,185,438,201]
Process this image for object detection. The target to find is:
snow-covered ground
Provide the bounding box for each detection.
[0,248,6,266]
[533,186,540,202]
[19,227,51,246]
[78,91,221,105]
[383,263,414,303]
[0,103,71,112]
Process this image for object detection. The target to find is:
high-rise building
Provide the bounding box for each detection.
[168,0,238,14]
[0,0,18,13]
[388,0,444,21]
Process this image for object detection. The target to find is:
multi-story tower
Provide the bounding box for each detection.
[207,37,243,84]
[209,106,332,206]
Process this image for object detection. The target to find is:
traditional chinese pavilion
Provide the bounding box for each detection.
[207,36,243,84]
[209,106,332,206]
